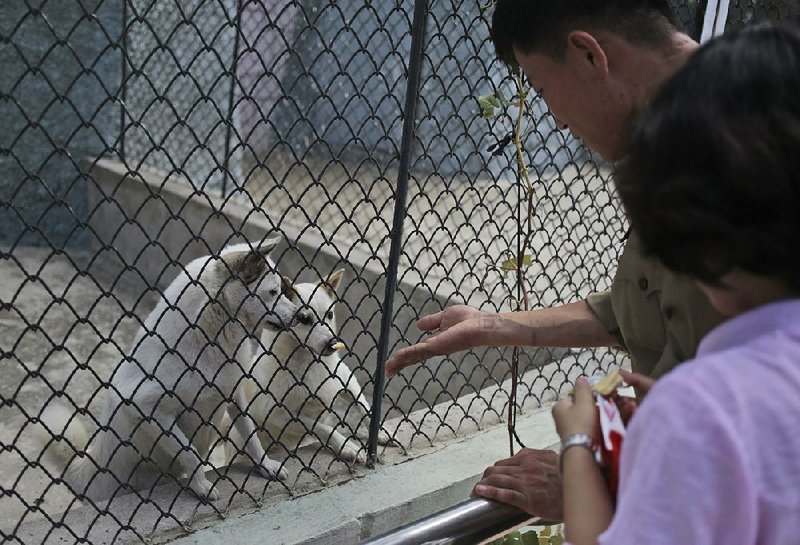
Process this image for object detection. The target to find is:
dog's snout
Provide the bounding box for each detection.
[295,310,314,326]
[321,336,345,356]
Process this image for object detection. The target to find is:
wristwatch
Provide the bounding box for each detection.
[559,433,595,473]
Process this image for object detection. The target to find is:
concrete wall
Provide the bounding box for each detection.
[0,0,717,250]
[0,0,123,248]
[234,0,592,180]
[123,0,240,191]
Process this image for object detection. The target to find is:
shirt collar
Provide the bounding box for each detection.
[698,298,800,356]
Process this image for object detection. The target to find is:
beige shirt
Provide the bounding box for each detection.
[586,233,724,378]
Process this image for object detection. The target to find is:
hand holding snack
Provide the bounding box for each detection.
[552,377,598,439]
[554,369,637,499]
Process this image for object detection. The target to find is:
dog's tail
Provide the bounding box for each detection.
[37,401,121,501]
[37,401,91,463]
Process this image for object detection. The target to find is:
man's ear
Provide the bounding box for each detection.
[566,30,609,77]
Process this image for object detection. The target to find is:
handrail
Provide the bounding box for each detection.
[360,498,539,545]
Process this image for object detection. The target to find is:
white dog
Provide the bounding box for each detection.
[237,269,391,464]
[40,237,298,501]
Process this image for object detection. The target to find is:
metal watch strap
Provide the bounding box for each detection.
[559,433,594,473]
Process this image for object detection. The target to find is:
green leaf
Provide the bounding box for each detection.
[500,257,517,271]
[476,94,500,119]
[496,88,511,106]
[499,254,532,271]
[520,530,539,545]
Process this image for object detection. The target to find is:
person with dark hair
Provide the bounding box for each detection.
[550,22,800,543]
[385,0,724,520]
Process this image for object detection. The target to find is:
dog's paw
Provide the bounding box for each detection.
[377,429,396,446]
[190,477,219,501]
[258,459,288,481]
[356,428,397,447]
[338,439,366,464]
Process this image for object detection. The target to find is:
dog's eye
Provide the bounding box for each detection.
[326,311,334,319]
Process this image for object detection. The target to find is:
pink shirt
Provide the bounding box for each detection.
[595,299,800,544]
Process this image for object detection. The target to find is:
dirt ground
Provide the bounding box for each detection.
[0,246,159,533]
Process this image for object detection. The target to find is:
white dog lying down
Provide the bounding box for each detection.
[232,269,392,464]
[40,237,298,501]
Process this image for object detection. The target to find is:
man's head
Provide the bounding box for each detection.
[616,23,800,315]
[491,0,693,160]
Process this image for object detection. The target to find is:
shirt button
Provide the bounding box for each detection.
[638,277,649,291]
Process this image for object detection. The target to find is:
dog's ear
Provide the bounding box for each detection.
[257,235,282,256]
[320,268,345,297]
[224,236,280,285]
[282,275,298,301]
[224,250,266,285]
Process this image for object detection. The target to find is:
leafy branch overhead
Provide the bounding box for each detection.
[476,75,536,289]
[476,48,538,456]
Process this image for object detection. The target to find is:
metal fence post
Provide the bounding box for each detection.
[222,0,243,197]
[119,0,128,161]
[368,0,429,468]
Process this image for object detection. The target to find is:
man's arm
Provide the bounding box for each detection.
[385,300,618,377]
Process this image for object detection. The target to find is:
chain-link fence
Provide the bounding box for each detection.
[2,0,797,542]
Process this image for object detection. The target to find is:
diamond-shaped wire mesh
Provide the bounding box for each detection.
[1,0,796,542]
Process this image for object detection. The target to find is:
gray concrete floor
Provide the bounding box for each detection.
[0,246,156,534]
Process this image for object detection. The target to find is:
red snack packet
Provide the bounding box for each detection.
[588,369,634,499]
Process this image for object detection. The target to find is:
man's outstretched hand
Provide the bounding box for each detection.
[385,305,499,377]
[472,448,563,522]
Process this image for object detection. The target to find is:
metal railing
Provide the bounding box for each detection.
[361,498,539,545]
